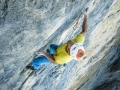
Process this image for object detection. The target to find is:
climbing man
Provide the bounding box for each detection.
[27,8,88,70]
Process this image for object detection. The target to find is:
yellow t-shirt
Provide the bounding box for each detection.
[54,34,85,64]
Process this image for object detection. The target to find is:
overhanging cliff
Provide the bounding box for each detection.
[0,0,120,90]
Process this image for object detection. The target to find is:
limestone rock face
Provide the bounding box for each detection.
[0,0,120,90]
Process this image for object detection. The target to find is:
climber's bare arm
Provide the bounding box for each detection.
[36,51,57,64]
[43,52,57,64]
[80,8,88,36]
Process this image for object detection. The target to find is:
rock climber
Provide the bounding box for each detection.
[27,8,88,70]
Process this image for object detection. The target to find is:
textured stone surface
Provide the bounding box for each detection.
[0,0,120,90]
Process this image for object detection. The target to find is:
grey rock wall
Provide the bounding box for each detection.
[0,0,120,90]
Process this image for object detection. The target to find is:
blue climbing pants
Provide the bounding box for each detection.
[32,44,58,70]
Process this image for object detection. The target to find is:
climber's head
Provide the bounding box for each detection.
[66,40,85,60]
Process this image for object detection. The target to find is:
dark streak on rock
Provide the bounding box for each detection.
[0,0,9,24]
[109,56,120,72]
[18,72,34,90]
[94,80,120,90]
